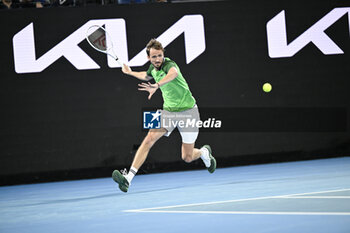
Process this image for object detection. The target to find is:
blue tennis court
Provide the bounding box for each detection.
[1,157,350,233]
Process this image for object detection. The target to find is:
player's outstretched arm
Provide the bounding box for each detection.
[137,67,178,100]
[156,67,178,86]
[122,64,152,81]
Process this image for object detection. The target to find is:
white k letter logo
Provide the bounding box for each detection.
[13,19,125,73]
[266,7,350,58]
[13,15,205,74]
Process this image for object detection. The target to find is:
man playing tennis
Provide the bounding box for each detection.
[112,39,216,193]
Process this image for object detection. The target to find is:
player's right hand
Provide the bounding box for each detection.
[122,64,132,74]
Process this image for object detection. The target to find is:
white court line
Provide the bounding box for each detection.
[134,210,350,216]
[124,188,350,214]
[284,188,350,197]
[279,196,350,199]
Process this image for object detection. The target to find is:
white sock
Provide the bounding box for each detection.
[200,148,211,168]
[125,166,138,184]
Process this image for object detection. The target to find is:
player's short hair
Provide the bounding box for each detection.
[146,39,165,56]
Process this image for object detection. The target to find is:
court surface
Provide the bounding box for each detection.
[1,157,350,233]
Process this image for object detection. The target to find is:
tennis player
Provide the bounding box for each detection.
[112,39,216,192]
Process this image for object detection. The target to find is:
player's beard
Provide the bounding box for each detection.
[154,61,162,69]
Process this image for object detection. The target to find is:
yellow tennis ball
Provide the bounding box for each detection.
[263,83,272,92]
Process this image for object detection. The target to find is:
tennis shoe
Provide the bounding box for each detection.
[112,169,129,193]
[202,145,216,173]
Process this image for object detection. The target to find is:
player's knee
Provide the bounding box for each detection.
[182,153,193,163]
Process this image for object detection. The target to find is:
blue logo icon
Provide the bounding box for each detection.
[143,111,161,129]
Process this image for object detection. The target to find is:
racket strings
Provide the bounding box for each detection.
[87,26,109,51]
[92,34,106,48]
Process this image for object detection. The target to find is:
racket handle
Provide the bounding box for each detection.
[115,58,123,67]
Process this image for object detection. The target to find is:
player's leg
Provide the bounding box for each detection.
[180,132,216,173]
[181,142,201,163]
[112,128,167,192]
[177,105,216,172]
[130,127,167,170]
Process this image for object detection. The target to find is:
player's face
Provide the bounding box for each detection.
[148,48,164,69]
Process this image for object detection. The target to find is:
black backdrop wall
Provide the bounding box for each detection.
[1,0,349,185]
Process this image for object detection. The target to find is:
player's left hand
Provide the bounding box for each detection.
[138,82,159,100]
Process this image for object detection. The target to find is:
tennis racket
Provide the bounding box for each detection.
[86,25,123,66]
